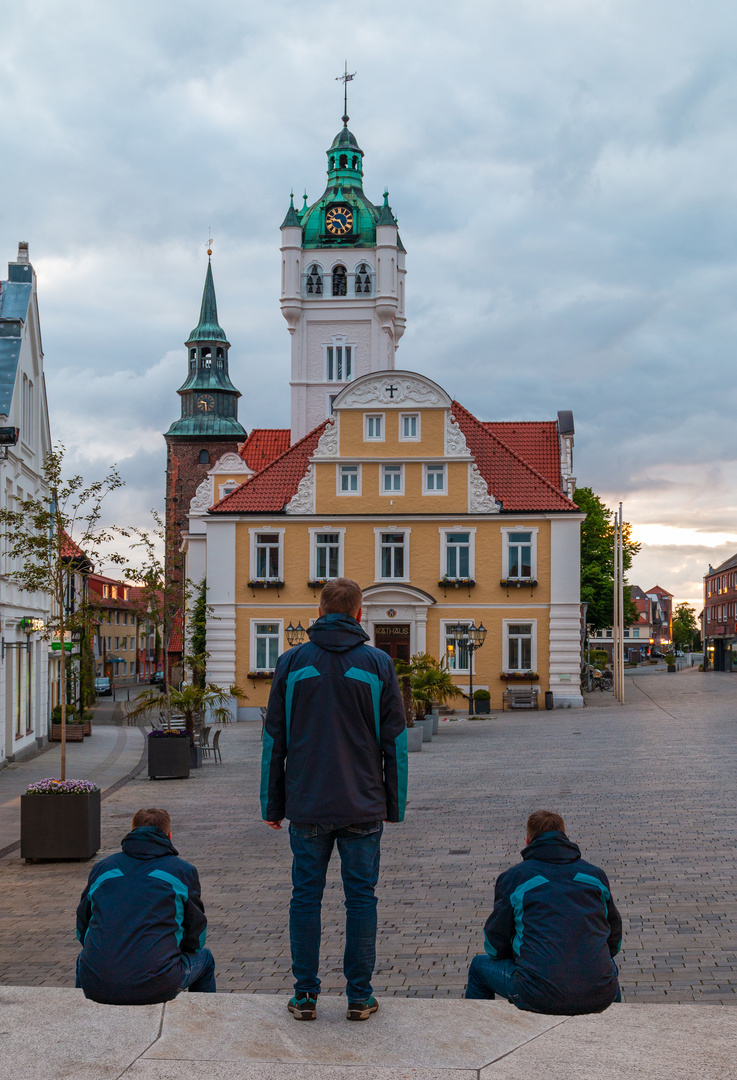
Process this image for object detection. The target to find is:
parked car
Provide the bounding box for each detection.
[149,671,164,685]
[95,677,111,696]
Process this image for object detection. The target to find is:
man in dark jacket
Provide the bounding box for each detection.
[261,577,407,1023]
[465,810,622,1014]
[76,807,215,1004]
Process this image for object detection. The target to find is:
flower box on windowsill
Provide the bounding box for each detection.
[500,671,539,682]
[438,577,476,589]
[500,578,538,589]
[247,670,275,681]
[307,579,329,589]
[247,579,285,590]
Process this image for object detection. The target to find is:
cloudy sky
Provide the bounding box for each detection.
[2,0,736,608]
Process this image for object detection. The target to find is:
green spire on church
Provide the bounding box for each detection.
[188,259,228,344]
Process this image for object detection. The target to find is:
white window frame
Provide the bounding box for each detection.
[374,527,411,583]
[398,412,421,441]
[308,526,346,581]
[248,527,285,582]
[500,526,539,580]
[424,463,447,495]
[219,481,240,499]
[337,464,362,496]
[503,619,537,674]
[323,335,356,383]
[364,413,385,442]
[439,526,476,580]
[440,619,472,674]
[250,618,284,673]
[381,464,404,495]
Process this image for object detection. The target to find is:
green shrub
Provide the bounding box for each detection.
[474,689,491,700]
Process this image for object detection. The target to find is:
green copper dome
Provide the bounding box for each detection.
[296,123,389,250]
[187,260,228,344]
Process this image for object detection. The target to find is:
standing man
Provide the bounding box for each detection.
[465,810,622,1013]
[261,577,407,1022]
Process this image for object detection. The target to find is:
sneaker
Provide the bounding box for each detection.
[288,993,318,1021]
[346,995,379,1021]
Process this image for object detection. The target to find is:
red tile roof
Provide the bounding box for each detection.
[452,403,578,512]
[484,421,561,491]
[211,422,328,513]
[240,429,291,472]
[168,609,183,654]
[61,531,85,559]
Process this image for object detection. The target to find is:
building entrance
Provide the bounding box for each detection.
[374,624,411,662]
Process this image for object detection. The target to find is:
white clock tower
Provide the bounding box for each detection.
[280,117,406,442]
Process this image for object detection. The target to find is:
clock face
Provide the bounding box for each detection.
[196,394,215,413]
[326,205,353,236]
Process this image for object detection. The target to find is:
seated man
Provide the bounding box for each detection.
[466,810,621,1014]
[76,807,215,1004]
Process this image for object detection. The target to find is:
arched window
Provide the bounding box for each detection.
[199,449,210,465]
[201,347,211,368]
[189,348,197,367]
[332,265,347,297]
[216,347,225,369]
[306,264,323,295]
[339,154,348,168]
[355,263,372,295]
[351,156,358,170]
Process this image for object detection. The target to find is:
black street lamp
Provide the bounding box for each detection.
[449,621,487,714]
[285,621,307,647]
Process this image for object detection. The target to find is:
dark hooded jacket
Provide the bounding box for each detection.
[75,826,207,1005]
[483,831,622,1015]
[261,612,408,826]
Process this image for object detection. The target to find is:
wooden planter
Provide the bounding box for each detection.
[50,723,85,743]
[473,698,491,714]
[20,788,101,861]
[83,718,92,736]
[148,735,190,780]
[500,673,540,682]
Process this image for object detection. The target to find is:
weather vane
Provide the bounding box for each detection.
[336,61,356,125]
[207,228,213,258]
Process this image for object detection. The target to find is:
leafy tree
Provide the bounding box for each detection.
[575,487,640,631]
[0,446,124,779]
[186,578,208,689]
[672,602,699,651]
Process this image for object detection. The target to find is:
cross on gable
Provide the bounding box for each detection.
[385,384,398,399]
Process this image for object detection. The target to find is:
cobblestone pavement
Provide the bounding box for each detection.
[2,668,736,1003]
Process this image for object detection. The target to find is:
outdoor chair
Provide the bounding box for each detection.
[210,728,222,764]
[199,725,212,750]
[502,687,540,711]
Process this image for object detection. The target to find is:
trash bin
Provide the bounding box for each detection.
[545,691,554,710]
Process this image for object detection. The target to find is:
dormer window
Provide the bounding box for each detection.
[332,265,347,297]
[306,264,323,295]
[355,263,372,295]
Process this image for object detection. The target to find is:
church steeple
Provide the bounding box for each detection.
[165,259,246,438]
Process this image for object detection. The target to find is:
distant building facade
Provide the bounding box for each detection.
[703,554,737,672]
[589,584,673,663]
[0,243,53,765]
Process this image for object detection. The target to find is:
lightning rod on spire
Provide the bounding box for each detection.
[336,61,356,125]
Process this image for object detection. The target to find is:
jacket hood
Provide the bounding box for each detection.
[307,612,369,652]
[121,826,179,860]
[521,830,581,864]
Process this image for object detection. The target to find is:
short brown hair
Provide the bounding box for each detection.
[319,577,363,616]
[132,807,171,835]
[526,810,565,841]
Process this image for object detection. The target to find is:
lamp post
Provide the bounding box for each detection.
[449,621,487,714]
[285,622,307,647]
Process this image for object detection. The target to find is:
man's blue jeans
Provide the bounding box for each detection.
[179,947,217,993]
[289,821,382,1002]
[465,954,622,1008]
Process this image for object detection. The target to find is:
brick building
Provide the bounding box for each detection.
[703,553,737,672]
[588,584,673,663]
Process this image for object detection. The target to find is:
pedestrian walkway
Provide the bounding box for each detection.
[0,719,144,851]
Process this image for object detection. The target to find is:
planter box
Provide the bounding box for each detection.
[83,719,92,736]
[50,723,85,743]
[406,726,423,752]
[415,717,433,743]
[190,745,202,770]
[473,698,491,714]
[148,736,190,780]
[430,714,439,735]
[21,788,101,861]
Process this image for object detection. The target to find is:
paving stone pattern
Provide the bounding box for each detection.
[1,668,736,1003]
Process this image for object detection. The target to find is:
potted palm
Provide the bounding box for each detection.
[21,778,100,862]
[409,656,463,739]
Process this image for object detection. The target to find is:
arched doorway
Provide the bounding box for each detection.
[360,584,436,659]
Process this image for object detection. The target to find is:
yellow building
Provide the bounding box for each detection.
[185,371,584,713]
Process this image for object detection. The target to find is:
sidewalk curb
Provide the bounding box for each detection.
[0,728,148,861]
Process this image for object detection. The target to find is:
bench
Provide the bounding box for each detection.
[502,687,540,710]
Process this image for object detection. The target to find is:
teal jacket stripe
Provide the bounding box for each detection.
[149,868,189,946]
[484,930,498,958]
[260,730,275,818]
[199,928,207,948]
[285,666,321,745]
[345,667,382,743]
[393,728,408,819]
[79,868,124,942]
[573,872,611,913]
[510,874,548,956]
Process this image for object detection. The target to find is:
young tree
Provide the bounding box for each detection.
[0,446,124,780]
[187,578,208,689]
[672,602,699,651]
[575,487,641,631]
